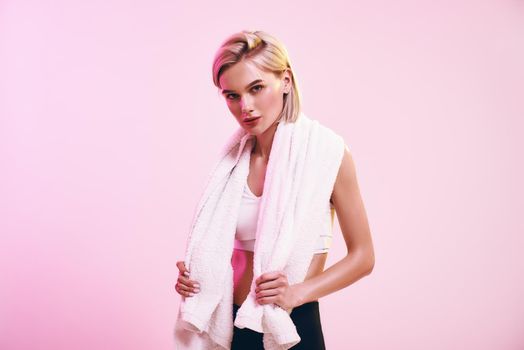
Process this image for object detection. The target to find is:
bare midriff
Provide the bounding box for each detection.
[230,248,328,306]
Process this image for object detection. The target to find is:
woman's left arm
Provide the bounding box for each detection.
[295,145,375,306]
[254,145,375,309]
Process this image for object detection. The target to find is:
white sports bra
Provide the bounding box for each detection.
[234,178,335,254]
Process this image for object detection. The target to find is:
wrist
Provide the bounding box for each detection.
[293,282,309,308]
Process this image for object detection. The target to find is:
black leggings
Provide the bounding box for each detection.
[231,301,326,349]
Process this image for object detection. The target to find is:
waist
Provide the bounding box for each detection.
[233,300,319,313]
[234,238,255,251]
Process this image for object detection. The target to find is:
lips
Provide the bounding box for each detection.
[243,116,261,122]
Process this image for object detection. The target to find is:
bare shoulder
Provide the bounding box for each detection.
[330,145,373,263]
[331,145,359,204]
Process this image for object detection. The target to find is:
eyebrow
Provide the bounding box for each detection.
[221,79,264,95]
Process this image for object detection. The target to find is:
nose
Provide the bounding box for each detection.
[240,95,254,115]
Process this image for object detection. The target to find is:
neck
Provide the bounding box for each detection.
[252,121,279,160]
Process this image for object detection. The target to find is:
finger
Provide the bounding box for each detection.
[177,276,201,290]
[179,289,195,297]
[176,261,190,275]
[176,261,183,271]
[176,281,195,293]
[256,287,279,299]
[255,279,281,292]
[175,282,197,297]
[257,295,279,305]
[255,271,281,285]
[179,280,201,293]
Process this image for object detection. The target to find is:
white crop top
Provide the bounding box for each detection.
[234,178,335,254]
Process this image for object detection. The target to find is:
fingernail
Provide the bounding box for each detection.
[188,292,194,296]
[184,271,189,276]
[194,283,200,288]
[194,288,200,293]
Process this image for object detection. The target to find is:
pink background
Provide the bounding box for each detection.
[1,0,523,349]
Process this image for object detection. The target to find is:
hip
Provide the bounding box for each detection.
[232,301,326,349]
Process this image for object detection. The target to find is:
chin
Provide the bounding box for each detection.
[248,124,268,136]
[241,123,264,135]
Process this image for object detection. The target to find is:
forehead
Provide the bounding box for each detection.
[219,60,275,90]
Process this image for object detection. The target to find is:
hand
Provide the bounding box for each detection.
[175,261,200,298]
[254,270,304,311]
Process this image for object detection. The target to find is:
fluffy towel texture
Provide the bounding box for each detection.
[174,112,345,349]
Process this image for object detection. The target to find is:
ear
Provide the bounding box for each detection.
[282,69,292,94]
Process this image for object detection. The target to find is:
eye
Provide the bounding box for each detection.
[251,84,263,92]
[225,85,263,101]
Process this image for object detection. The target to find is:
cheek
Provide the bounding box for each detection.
[257,87,281,108]
[226,100,240,113]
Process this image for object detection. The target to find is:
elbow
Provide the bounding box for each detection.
[362,250,375,275]
[347,247,375,275]
[365,255,375,275]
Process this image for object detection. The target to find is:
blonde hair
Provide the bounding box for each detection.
[212,30,301,124]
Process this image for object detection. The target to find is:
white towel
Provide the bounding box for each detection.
[174,111,345,349]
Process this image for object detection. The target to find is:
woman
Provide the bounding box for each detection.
[175,30,374,349]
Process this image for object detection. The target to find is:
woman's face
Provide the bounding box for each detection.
[219,60,291,135]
